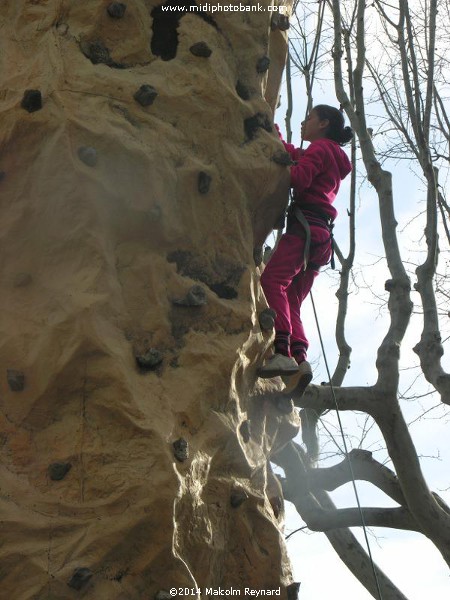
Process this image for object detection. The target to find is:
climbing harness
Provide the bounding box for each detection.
[309,291,384,600]
[287,200,336,271]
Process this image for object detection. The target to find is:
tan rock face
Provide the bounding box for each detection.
[0,1,298,597]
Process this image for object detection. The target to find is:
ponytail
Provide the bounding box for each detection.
[314,104,353,146]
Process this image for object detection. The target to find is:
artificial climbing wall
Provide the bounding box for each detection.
[0,1,299,598]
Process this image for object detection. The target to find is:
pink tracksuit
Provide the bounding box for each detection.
[261,131,352,363]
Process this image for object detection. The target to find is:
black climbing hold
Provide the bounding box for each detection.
[7,370,25,392]
[259,308,277,332]
[173,438,189,462]
[286,582,301,600]
[198,171,212,194]
[239,420,251,443]
[189,41,212,57]
[107,2,127,18]
[275,397,294,415]
[77,146,98,167]
[278,15,290,31]
[81,40,110,64]
[155,592,172,600]
[271,14,290,31]
[236,80,251,101]
[173,284,207,307]
[48,462,72,481]
[253,247,263,267]
[135,348,163,370]
[230,489,248,508]
[134,84,158,107]
[13,273,32,287]
[68,568,94,591]
[256,56,270,73]
[21,90,42,113]
[209,282,237,299]
[244,113,272,141]
[271,150,294,166]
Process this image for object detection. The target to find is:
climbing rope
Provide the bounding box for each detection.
[309,290,384,600]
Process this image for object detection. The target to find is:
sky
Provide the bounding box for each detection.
[272,6,450,596]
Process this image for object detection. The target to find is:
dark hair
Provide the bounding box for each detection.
[313,104,353,146]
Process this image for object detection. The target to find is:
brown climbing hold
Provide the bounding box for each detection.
[198,171,212,194]
[173,438,189,462]
[190,41,212,57]
[135,348,163,370]
[78,146,98,167]
[239,420,251,443]
[286,582,301,600]
[21,90,42,113]
[48,462,72,481]
[259,308,277,331]
[173,284,207,307]
[230,489,249,508]
[256,56,270,73]
[134,85,158,107]
[272,149,294,166]
[7,370,25,392]
[107,2,127,18]
[68,568,94,591]
[236,80,251,101]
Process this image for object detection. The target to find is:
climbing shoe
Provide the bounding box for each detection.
[257,354,299,378]
[282,360,313,396]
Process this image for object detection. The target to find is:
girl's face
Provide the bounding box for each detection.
[301,109,329,142]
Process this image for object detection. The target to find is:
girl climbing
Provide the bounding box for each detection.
[258,105,353,394]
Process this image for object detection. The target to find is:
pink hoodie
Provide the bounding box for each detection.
[277,128,352,221]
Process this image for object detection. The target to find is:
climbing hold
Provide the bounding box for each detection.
[286,582,301,600]
[80,39,110,64]
[107,2,127,18]
[230,489,249,508]
[244,113,272,141]
[270,496,282,519]
[155,592,172,600]
[68,568,94,591]
[173,438,189,462]
[235,80,251,101]
[258,308,277,332]
[253,247,263,267]
[135,348,163,370]
[189,41,212,57]
[7,370,25,392]
[256,56,270,73]
[13,273,32,287]
[134,84,158,107]
[77,146,98,167]
[239,420,251,443]
[0,171,5,182]
[48,462,72,481]
[198,171,212,194]
[173,284,207,307]
[272,150,294,166]
[271,14,290,31]
[21,90,42,113]
[209,282,237,299]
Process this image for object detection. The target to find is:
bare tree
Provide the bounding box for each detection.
[264,1,450,597]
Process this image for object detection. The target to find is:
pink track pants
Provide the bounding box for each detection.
[260,224,332,360]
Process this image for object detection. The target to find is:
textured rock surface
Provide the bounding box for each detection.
[0,1,296,597]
